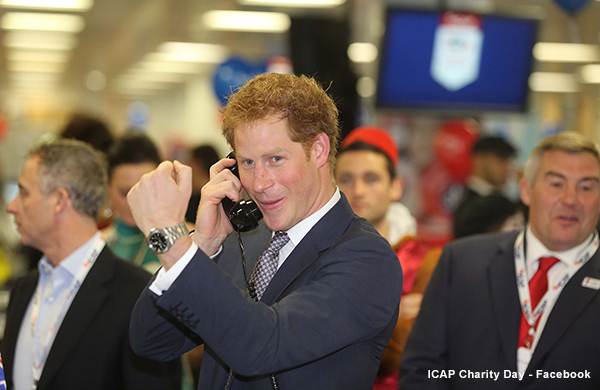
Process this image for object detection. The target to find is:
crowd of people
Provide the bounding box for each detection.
[0,72,599,390]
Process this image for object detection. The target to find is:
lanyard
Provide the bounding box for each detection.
[29,237,105,387]
[514,229,598,346]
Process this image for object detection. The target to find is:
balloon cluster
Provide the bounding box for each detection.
[419,119,479,218]
[212,57,267,106]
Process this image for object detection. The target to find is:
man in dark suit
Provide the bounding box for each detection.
[3,140,180,390]
[126,73,403,389]
[400,131,600,389]
[453,136,517,238]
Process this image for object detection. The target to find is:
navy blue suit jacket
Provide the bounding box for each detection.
[130,195,403,389]
[400,231,600,390]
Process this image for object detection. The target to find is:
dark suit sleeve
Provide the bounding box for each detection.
[131,233,402,377]
[121,327,182,390]
[399,244,453,390]
[129,273,203,362]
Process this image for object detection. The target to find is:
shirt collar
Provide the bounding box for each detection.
[525,226,595,267]
[39,231,103,277]
[284,187,341,247]
[467,175,496,196]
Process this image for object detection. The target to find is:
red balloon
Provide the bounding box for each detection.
[433,119,479,181]
[419,161,464,218]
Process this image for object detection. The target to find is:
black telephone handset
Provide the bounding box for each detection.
[221,152,263,232]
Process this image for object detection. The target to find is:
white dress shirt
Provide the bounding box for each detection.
[13,232,104,390]
[516,226,596,373]
[150,189,341,296]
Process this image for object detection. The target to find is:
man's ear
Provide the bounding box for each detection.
[52,188,71,215]
[312,133,330,168]
[391,177,403,202]
[519,177,532,207]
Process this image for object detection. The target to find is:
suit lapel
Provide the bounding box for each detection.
[489,232,521,372]
[261,194,354,305]
[528,250,600,369]
[36,248,114,389]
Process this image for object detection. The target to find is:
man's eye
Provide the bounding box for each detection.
[338,177,352,185]
[272,156,282,162]
[242,160,255,167]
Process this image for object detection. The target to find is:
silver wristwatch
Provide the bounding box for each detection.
[146,222,189,255]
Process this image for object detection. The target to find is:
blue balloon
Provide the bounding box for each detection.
[212,57,267,106]
[553,0,591,13]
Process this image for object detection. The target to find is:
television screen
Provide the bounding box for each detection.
[377,10,537,112]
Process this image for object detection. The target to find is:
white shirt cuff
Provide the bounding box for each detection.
[149,243,223,296]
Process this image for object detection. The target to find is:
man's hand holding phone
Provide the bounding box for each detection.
[194,156,244,256]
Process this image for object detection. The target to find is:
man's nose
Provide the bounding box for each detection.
[6,196,17,215]
[251,165,274,193]
[561,185,578,206]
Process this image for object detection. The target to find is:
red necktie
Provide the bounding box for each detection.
[518,256,560,349]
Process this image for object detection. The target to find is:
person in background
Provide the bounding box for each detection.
[103,132,162,273]
[59,113,114,156]
[185,144,220,224]
[59,113,115,230]
[126,73,402,390]
[3,139,181,390]
[453,194,525,239]
[453,136,517,238]
[400,131,600,390]
[335,126,441,389]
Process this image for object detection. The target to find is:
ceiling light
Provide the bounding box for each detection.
[85,70,106,91]
[0,0,92,11]
[581,64,600,83]
[533,43,600,63]
[116,79,172,90]
[116,89,157,96]
[155,42,228,63]
[119,70,186,84]
[347,42,378,63]
[528,72,579,93]
[7,61,66,72]
[10,79,57,88]
[8,72,60,81]
[356,77,376,98]
[3,31,78,50]
[6,50,71,62]
[237,0,345,8]
[202,10,290,33]
[1,12,85,32]
[135,60,204,74]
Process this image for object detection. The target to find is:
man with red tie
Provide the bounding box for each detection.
[400,131,600,389]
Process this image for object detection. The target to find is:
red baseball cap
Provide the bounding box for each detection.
[341,126,399,166]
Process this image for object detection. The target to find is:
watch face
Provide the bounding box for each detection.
[149,232,169,253]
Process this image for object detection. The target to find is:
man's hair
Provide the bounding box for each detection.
[30,139,107,219]
[524,131,600,184]
[107,131,161,178]
[337,141,396,180]
[191,144,220,173]
[472,136,516,159]
[222,73,340,166]
[60,113,114,154]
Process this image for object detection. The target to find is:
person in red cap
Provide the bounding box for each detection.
[336,126,442,390]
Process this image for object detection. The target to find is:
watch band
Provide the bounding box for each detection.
[166,222,189,240]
